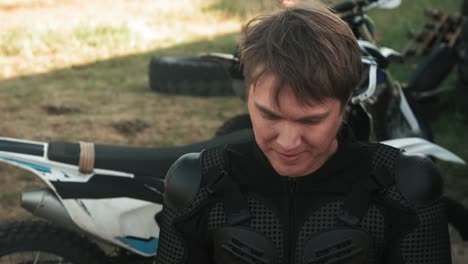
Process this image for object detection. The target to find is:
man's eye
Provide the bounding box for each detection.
[302,119,320,125]
[301,119,320,125]
[261,113,279,120]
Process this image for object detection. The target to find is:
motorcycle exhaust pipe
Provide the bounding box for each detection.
[21,188,80,232]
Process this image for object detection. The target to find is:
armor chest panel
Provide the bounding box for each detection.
[207,196,387,264]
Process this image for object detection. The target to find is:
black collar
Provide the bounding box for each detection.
[226,125,371,194]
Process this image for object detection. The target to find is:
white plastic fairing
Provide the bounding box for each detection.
[377,0,401,9]
[0,136,161,256]
[351,58,377,104]
[62,198,162,256]
[381,137,466,165]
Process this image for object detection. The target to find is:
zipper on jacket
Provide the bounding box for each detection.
[287,177,297,264]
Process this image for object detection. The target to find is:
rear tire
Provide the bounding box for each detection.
[149,56,235,96]
[0,221,106,264]
[406,44,458,94]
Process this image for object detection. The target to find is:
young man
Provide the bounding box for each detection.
[155,1,451,263]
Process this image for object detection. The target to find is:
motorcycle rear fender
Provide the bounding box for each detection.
[381,137,466,165]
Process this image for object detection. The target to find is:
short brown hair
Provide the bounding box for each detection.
[240,0,362,107]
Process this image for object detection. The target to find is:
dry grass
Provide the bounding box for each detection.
[0,0,242,78]
[0,0,247,221]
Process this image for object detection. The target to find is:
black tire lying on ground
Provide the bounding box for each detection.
[149,56,235,96]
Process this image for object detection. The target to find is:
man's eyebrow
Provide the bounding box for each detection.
[254,102,330,122]
[295,112,329,122]
[255,102,280,117]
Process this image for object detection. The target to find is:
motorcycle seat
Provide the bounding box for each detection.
[47,129,254,179]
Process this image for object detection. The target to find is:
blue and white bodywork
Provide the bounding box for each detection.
[0,137,162,257]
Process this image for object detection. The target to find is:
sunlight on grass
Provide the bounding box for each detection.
[0,0,69,9]
[0,0,243,79]
[205,0,279,17]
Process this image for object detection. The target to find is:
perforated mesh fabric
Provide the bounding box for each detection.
[207,202,227,230]
[296,201,386,264]
[361,204,386,263]
[155,206,185,263]
[155,187,210,264]
[296,201,342,263]
[207,196,285,262]
[155,147,223,264]
[400,202,451,264]
[248,197,284,261]
[370,144,400,172]
[158,141,451,264]
[202,147,225,174]
[382,183,451,264]
[384,185,412,208]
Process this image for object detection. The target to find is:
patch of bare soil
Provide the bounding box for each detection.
[111,118,150,137]
[42,105,81,115]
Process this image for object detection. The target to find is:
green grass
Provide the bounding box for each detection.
[369,0,468,194]
[370,0,463,80]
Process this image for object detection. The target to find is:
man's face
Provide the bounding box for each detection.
[247,73,345,177]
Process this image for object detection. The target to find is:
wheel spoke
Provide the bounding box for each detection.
[33,252,40,264]
[0,251,75,264]
[0,221,102,264]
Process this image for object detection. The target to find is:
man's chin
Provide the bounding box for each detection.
[271,163,307,177]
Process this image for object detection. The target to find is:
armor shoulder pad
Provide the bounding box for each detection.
[164,152,202,210]
[395,152,443,206]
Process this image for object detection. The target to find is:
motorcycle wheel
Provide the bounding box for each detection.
[0,221,106,264]
[149,56,235,96]
[406,43,458,95]
[215,114,252,137]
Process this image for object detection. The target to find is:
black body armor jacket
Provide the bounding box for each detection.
[155,133,451,264]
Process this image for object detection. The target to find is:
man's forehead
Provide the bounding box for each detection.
[251,88,332,117]
[252,74,324,109]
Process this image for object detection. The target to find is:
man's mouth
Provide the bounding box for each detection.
[276,151,302,162]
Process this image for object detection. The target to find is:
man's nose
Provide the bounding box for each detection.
[276,122,301,152]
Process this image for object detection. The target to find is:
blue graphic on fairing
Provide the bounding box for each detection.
[0,156,51,173]
[115,237,158,255]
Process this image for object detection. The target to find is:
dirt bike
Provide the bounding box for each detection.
[0,57,465,263]
[148,0,402,98]
[0,131,250,263]
[149,0,436,142]
[0,134,464,263]
[213,44,433,143]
